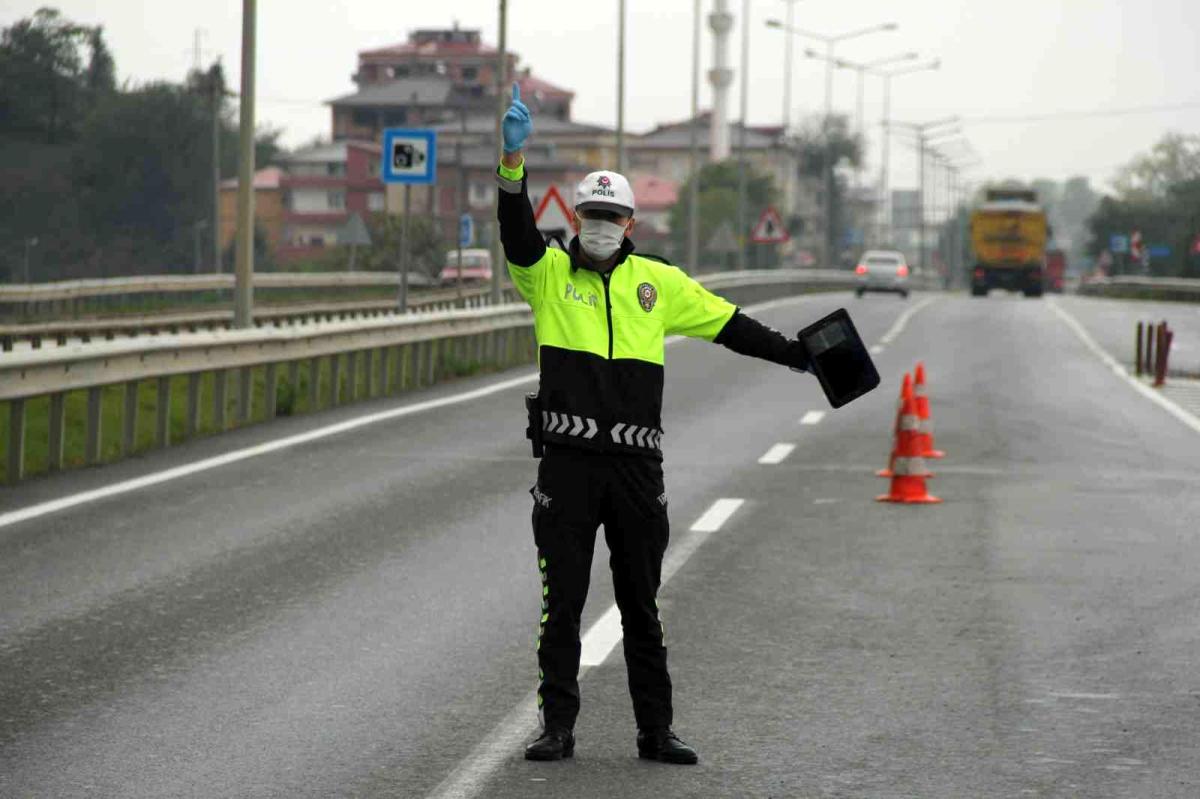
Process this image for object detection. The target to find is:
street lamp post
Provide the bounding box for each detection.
[802,49,917,248]
[491,0,508,305]
[892,117,958,274]
[736,0,750,271]
[765,18,897,267]
[780,0,800,133]
[686,0,702,273]
[876,59,939,245]
[616,0,626,173]
[232,0,256,329]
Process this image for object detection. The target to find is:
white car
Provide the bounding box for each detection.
[855,250,910,298]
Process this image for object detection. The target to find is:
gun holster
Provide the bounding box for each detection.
[525,392,544,458]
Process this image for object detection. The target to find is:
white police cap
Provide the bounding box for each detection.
[574,170,636,216]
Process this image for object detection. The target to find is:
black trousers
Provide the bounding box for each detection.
[531,446,672,732]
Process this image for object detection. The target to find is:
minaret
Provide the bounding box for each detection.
[707,0,734,161]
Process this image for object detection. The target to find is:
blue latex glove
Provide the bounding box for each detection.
[502,82,532,153]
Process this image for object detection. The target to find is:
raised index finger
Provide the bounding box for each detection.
[512,82,520,103]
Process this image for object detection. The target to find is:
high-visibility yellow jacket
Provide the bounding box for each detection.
[497,160,804,458]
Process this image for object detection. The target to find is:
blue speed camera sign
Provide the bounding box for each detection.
[382,128,437,185]
[459,213,474,247]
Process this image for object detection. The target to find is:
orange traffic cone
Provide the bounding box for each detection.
[877,373,914,478]
[913,361,945,459]
[876,388,941,504]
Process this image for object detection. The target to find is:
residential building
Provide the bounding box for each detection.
[220,141,387,264]
[328,26,576,144]
[218,167,287,258]
[629,175,678,251]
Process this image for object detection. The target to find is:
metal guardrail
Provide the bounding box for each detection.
[0,271,407,303]
[1077,275,1200,302]
[0,269,861,483]
[0,287,516,352]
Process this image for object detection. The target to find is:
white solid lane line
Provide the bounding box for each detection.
[870,344,885,355]
[800,410,825,425]
[757,443,796,465]
[878,295,937,345]
[427,497,747,799]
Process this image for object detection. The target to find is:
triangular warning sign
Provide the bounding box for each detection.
[533,184,575,240]
[750,207,789,244]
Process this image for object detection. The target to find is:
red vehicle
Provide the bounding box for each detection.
[1043,249,1066,293]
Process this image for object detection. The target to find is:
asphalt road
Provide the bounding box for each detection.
[2,290,1199,798]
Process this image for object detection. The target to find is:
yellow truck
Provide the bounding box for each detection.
[969,188,1048,297]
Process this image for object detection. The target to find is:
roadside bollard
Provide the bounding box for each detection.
[1136,321,1144,377]
[1154,321,1173,388]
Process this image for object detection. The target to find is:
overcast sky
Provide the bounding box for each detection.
[5,0,1199,194]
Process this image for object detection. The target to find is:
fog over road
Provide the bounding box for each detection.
[2,291,1198,798]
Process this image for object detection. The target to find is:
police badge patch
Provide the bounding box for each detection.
[637,282,657,312]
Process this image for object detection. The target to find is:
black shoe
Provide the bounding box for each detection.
[525,727,575,761]
[637,727,699,764]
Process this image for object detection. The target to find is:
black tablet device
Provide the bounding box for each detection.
[796,308,880,408]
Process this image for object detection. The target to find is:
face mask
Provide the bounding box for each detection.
[578,217,627,260]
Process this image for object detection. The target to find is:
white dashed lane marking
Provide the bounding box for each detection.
[689,498,746,533]
[757,443,796,465]
[800,410,826,425]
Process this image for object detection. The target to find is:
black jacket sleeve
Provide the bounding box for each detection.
[713,310,810,371]
[496,166,546,268]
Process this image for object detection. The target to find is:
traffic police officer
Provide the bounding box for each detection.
[498,85,813,764]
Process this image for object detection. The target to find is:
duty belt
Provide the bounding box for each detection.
[541,411,663,452]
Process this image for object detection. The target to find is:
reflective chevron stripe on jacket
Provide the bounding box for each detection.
[541,411,663,454]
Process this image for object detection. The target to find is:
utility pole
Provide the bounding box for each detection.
[616,0,626,173]
[781,0,798,133]
[490,0,508,304]
[736,0,750,271]
[917,130,926,275]
[232,0,256,328]
[455,104,466,305]
[893,116,957,275]
[210,62,223,274]
[686,0,701,274]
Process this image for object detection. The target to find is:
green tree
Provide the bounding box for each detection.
[1086,133,1200,276]
[1112,133,1200,202]
[790,114,863,261]
[667,160,780,270]
[72,83,213,273]
[85,25,115,95]
[0,8,91,142]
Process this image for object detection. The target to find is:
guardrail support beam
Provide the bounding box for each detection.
[156,377,171,448]
[237,366,252,424]
[48,391,65,471]
[86,387,102,465]
[122,380,139,456]
[330,354,342,406]
[308,358,320,411]
[213,370,228,431]
[265,363,278,419]
[7,398,26,482]
[186,373,201,438]
[287,360,299,401]
[346,351,358,403]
